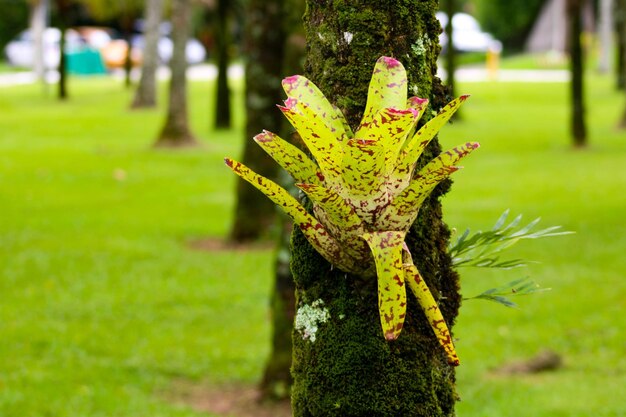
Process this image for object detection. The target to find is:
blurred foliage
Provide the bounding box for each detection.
[0,0,29,51]
[474,0,545,52]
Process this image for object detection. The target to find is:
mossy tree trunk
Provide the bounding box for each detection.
[214,0,232,129]
[291,1,460,416]
[567,0,587,147]
[229,0,286,241]
[131,0,164,109]
[155,0,198,147]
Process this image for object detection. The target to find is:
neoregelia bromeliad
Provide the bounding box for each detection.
[225,56,479,366]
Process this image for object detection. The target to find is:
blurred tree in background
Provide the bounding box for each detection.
[567,0,587,146]
[0,0,29,51]
[258,0,305,402]
[213,0,232,129]
[131,0,164,109]
[474,0,544,51]
[229,0,286,241]
[155,0,198,147]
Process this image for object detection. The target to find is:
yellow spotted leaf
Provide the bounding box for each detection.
[282,75,352,142]
[361,231,407,341]
[225,158,354,272]
[280,100,344,190]
[389,95,470,194]
[378,142,480,231]
[253,130,324,185]
[340,138,388,225]
[402,250,459,366]
[359,57,408,133]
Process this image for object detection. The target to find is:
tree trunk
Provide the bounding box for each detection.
[155,0,198,147]
[568,0,587,146]
[131,0,164,108]
[291,2,460,416]
[619,0,626,127]
[55,0,70,100]
[30,0,48,83]
[616,0,626,89]
[258,1,306,400]
[229,0,286,241]
[444,0,456,99]
[598,0,614,74]
[214,0,232,129]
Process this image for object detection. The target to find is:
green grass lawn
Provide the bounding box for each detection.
[1,71,625,417]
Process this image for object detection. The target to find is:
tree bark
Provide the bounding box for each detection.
[617,0,626,89]
[55,0,70,100]
[155,0,198,147]
[619,0,626,127]
[598,0,614,74]
[443,0,456,99]
[229,0,286,241]
[258,1,306,401]
[567,0,587,146]
[291,1,460,416]
[30,0,48,83]
[214,0,232,129]
[132,0,164,108]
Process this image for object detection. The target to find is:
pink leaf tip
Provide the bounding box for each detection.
[381,56,401,68]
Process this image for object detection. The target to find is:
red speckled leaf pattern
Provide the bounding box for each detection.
[359,57,408,132]
[297,183,369,261]
[253,130,324,185]
[340,138,388,226]
[390,95,470,194]
[379,142,480,231]
[224,158,354,273]
[280,100,344,190]
[224,56,480,361]
[282,75,351,143]
[403,258,460,366]
[362,231,407,341]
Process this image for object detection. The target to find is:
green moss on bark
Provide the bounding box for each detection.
[291,1,460,416]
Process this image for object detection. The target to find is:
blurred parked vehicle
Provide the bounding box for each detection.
[4,26,207,70]
[436,12,502,53]
[4,28,81,69]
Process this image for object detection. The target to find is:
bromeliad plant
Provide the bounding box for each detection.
[225,56,478,366]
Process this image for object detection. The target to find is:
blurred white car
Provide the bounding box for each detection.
[5,26,206,70]
[4,28,83,69]
[436,12,501,53]
[131,35,206,65]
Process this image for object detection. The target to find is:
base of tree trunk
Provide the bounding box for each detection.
[130,98,157,109]
[154,135,199,148]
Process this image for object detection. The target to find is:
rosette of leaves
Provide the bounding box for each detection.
[225,56,479,366]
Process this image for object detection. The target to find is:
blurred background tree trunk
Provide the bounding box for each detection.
[619,0,626,127]
[443,0,457,100]
[229,0,286,241]
[30,0,48,84]
[597,0,613,74]
[214,0,232,129]
[616,0,626,89]
[291,1,461,415]
[131,0,164,108]
[155,0,197,147]
[55,0,70,100]
[567,0,587,146]
[258,0,305,402]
